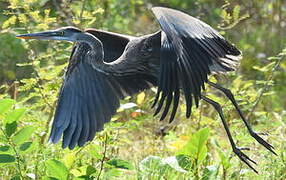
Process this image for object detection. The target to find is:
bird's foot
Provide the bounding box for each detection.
[250,131,277,156]
[233,147,258,174]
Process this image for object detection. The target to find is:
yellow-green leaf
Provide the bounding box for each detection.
[45,159,69,180]
[4,108,26,124]
[136,92,145,105]
[0,99,15,115]
[12,126,35,145]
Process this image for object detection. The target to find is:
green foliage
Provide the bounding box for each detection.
[0,154,15,163]
[107,158,134,170]
[178,128,210,165]
[0,99,15,115]
[45,159,69,180]
[0,0,285,179]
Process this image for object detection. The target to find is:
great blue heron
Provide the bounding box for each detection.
[16,7,275,173]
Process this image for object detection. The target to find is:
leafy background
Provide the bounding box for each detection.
[0,0,285,179]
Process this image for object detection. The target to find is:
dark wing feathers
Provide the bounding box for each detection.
[49,59,155,149]
[151,7,241,122]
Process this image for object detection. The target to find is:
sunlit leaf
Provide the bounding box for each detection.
[70,165,96,178]
[0,99,15,115]
[162,156,187,173]
[136,92,145,105]
[2,15,17,29]
[202,165,219,180]
[103,168,122,179]
[178,128,210,164]
[217,149,231,169]
[45,159,69,180]
[12,126,35,145]
[139,156,164,172]
[63,152,75,169]
[4,108,26,124]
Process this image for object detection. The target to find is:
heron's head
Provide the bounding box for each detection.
[16,26,83,42]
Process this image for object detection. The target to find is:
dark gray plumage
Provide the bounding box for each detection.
[16,7,276,173]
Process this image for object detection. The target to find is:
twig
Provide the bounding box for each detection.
[97,133,108,180]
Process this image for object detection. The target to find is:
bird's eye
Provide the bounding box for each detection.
[61,31,65,36]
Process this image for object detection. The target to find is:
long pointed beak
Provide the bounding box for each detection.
[16,31,61,40]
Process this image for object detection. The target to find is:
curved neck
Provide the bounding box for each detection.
[76,32,126,75]
[77,33,104,61]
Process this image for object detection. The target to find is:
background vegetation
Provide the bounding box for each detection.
[0,0,285,179]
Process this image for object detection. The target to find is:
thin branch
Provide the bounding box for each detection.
[97,133,108,180]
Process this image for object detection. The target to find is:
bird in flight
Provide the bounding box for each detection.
[16,7,276,173]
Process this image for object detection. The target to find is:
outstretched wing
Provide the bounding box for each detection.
[151,7,242,121]
[49,44,155,149]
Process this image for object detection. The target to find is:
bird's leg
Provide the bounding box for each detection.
[201,95,258,173]
[208,82,277,155]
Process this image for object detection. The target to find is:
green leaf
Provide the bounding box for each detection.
[139,156,164,172]
[162,156,187,173]
[89,144,103,159]
[217,149,231,169]
[0,99,15,115]
[12,126,35,145]
[70,165,96,178]
[202,165,219,180]
[175,155,192,170]
[0,146,11,152]
[107,158,134,170]
[139,155,172,176]
[103,168,122,179]
[10,176,21,180]
[45,159,69,180]
[198,146,208,164]
[5,121,17,137]
[0,154,15,163]
[178,128,210,164]
[63,152,75,169]
[86,165,96,176]
[4,108,26,124]
[19,142,33,151]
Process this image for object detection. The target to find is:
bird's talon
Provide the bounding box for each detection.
[233,148,258,173]
[251,131,277,155]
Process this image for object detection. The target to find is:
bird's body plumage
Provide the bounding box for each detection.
[16,7,276,173]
